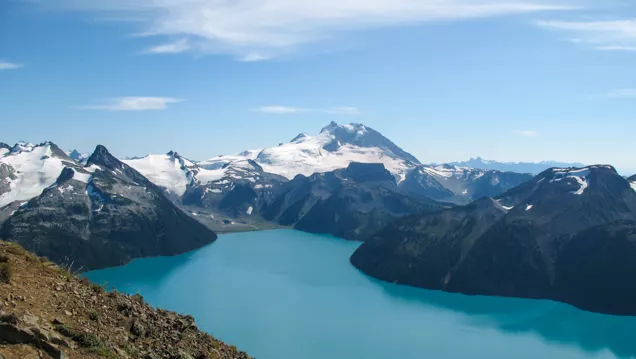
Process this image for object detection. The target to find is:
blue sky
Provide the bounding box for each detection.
[1,0,635,173]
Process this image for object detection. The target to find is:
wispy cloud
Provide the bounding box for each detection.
[253,106,361,116]
[514,130,540,137]
[142,39,190,54]
[536,19,636,51]
[79,97,184,111]
[37,0,572,60]
[603,89,636,98]
[0,61,23,70]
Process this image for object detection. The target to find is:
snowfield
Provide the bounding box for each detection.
[0,143,67,208]
[123,154,197,197]
[199,123,418,182]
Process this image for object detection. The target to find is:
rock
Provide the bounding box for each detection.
[63,310,72,317]
[130,318,147,338]
[22,312,40,327]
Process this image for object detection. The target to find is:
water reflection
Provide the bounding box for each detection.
[368,276,636,358]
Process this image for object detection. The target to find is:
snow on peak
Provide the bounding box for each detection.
[0,142,67,207]
[199,122,419,182]
[548,167,594,195]
[69,149,90,164]
[123,154,197,197]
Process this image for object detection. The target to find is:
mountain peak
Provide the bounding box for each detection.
[86,145,120,169]
[69,149,89,163]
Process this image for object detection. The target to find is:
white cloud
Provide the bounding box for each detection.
[604,89,636,98]
[514,130,540,137]
[254,106,361,115]
[38,0,572,60]
[0,61,23,70]
[239,53,274,62]
[142,39,190,54]
[79,97,184,111]
[536,19,636,51]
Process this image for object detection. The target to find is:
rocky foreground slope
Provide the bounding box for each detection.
[0,241,250,359]
[352,165,636,315]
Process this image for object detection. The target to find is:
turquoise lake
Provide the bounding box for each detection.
[86,230,636,359]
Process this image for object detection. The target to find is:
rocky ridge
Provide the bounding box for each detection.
[0,241,251,359]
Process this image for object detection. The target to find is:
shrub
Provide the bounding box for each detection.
[91,282,106,294]
[0,263,12,283]
[0,253,9,263]
[89,310,100,322]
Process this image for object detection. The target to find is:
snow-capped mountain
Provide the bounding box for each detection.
[122,151,199,197]
[629,175,636,191]
[68,149,90,164]
[200,122,420,182]
[400,164,533,204]
[123,151,285,202]
[1,145,217,270]
[0,141,76,208]
[0,143,10,157]
[447,157,585,175]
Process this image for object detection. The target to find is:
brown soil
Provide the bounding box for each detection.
[0,241,252,359]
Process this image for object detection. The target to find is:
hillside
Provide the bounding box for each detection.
[1,145,217,271]
[0,241,251,359]
[352,165,636,315]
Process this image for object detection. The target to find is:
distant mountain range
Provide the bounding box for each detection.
[3,122,636,316]
[446,157,586,174]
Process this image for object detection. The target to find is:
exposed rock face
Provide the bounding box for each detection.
[0,145,217,271]
[182,159,287,218]
[399,165,533,204]
[262,162,451,241]
[0,241,251,358]
[352,166,636,315]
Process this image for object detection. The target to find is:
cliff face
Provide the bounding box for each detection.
[0,241,251,359]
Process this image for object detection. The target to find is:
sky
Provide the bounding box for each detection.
[1,0,635,173]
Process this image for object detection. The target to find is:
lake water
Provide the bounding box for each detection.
[86,230,636,359]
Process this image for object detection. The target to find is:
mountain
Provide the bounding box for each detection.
[0,145,217,270]
[0,143,10,156]
[0,142,76,209]
[400,164,532,204]
[68,149,90,164]
[200,122,421,182]
[122,151,199,198]
[447,157,586,174]
[122,123,533,221]
[262,162,451,241]
[0,241,250,359]
[182,159,287,218]
[351,165,636,315]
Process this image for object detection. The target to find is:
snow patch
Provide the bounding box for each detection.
[72,169,92,184]
[550,168,590,195]
[246,206,253,215]
[526,204,534,211]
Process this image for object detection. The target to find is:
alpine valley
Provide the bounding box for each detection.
[1,122,634,318]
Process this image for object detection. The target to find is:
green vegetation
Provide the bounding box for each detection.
[0,262,12,283]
